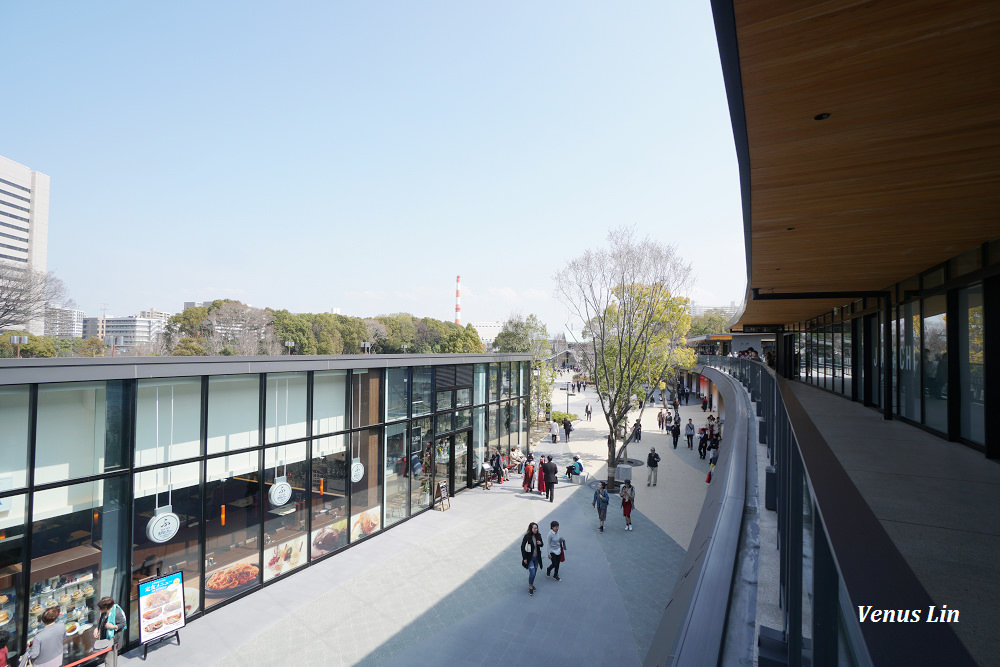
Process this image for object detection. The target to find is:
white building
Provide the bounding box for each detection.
[470,321,504,351]
[103,316,165,350]
[44,304,85,339]
[0,155,50,335]
[139,307,172,322]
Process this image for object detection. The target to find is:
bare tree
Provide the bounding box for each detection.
[202,302,277,356]
[0,264,66,332]
[555,226,693,488]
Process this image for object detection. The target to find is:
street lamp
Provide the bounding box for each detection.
[284,340,295,355]
[401,344,409,353]
[361,341,372,355]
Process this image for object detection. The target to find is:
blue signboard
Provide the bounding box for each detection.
[137,572,186,644]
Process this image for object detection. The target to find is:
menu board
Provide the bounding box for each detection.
[137,572,186,644]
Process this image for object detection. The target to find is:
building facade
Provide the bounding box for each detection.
[103,316,166,351]
[43,304,85,339]
[0,156,50,336]
[0,353,530,664]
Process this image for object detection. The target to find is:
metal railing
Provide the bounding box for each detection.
[699,355,975,666]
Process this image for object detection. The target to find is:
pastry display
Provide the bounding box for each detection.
[83,585,95,597]
[30,603,43,616]
[59,593,71,606]
[72,589,84,601]
[0,610,9,624]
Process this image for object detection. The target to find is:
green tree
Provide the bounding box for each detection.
[495,314,553,425]
[688,308,730,337]
[269,309,317,355]
[556,226,692,489]
[74,337,107,357]
[172,337,206,356]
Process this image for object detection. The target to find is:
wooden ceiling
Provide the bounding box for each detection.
[730,0,1000,328]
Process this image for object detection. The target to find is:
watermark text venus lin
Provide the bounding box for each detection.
[858,605,959,623]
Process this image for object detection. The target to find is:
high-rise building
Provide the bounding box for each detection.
[44,304,85,339]
[0,155,50,335]
[82,317,106,340]
[103,316,165,350]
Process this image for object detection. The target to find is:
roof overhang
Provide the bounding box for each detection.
[712,0,1000,327]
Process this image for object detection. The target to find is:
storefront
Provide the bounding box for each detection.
[0,354,530,664]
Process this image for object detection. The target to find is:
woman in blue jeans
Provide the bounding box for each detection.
[520,522,544,596]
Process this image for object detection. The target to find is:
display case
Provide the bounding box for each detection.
[27,549,101,662]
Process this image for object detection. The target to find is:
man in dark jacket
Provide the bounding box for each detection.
[542,456,559,502]
[671,421,681,449]
[647,447,661,486]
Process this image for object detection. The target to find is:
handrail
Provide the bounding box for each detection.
[643,366,751,666]
[700,355,976,666]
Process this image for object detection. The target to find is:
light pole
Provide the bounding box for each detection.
[284,340,295,355]
[361,341,371,355]
[401,344,409,354]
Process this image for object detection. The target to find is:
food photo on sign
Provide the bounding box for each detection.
[263,535,306,582]
[203,554,260,599]
[310,517,348,558]
[137,572,186,645]
[350,506,381,541]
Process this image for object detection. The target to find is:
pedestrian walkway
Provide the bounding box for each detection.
[119,378,711,667]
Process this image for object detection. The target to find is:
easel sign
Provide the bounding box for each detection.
[434,480,451,511]
[137,571,185,658]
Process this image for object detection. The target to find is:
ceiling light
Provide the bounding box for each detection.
[814,113,830,120]
[786,227,795,231]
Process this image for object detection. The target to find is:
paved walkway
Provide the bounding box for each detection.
[120,375,713,667]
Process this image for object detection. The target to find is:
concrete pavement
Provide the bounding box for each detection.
[120,375,713,667]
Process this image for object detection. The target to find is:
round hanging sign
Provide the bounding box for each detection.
[269,480,293,507]
[146,511,180,544]
[350,462,365,483]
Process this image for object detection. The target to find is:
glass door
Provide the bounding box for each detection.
[434,436,453,498]
[454,432,470,491]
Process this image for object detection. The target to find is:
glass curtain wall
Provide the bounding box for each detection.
[204,453,261,609]
[310,435,348,559]
[207,375,260,454]
[958,284,985,444]
[384,423,408,527]
[349,429,381,542]
[262,442,308,582]
[313,370,347,436]
[0,385,29,489]
[898,302,921,421]
[264,373,308,444]
[0,492,26,665]
[410,417,434,512]
[922,295,948,433]
[135,378,201,465]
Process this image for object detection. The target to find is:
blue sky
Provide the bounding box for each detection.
[4,2,744,334]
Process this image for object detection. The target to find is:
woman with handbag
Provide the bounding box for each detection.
[520,522,544,596]
[23,607,63,667]
[620,479,636,531]
[95,596,127,654]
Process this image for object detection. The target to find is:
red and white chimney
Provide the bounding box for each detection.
[455,275,462,325]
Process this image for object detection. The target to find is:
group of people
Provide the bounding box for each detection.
[548,417,574,443]
[15,596,125,667]
[521,454,559,502]
[520,520,565,595]
[591,478,636,533]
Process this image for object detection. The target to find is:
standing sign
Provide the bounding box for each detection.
[434,480,450,511]
[137,572,186,646]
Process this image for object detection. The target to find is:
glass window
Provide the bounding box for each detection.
[351,370,380,428]
[436,412,454,434]
[385,368,409,422]
[411,367,432,416]
[204,453,261,608]
[310,435,348,559]
[35,382,107,485]
[454,431,470,489]
[843,320,853,399]
[455,388,471,408]
[30,476,128,662]
[434,436,452,493]
[488,364,499,402]
[455,409,472,431]
[958,284,985,444]
[898,303,920,421]
[0,385,29,488]
[521,398,529,447]
[262,442,308,581]
[384,423,408,527]
[265,373,308,444]
[473,364,487,405]
[313,370,347,436]
[410,417,434,513]
[207,375,260,454]
[349,429,382,542]
[436,390,453,412]
[950,247,982,278]
[501,364,511,400]
[130,461,202,641]
[0,493,26,662]
[136,378,202,466]
[922,295,948,433]
[472,407,486,482]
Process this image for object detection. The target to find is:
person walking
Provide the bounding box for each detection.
[545,521,563,581]
[549,420,560,443]
[647,447,660,486]
[521,522,544,596]
[671,420,681,449]
[562,417,573,443]
[522,455,535,493]
[685,419,696,449]
[657,409,665,431]
[673,396,681,413]
[585,403,592,421]
[542,455,558,502]
[632,419,642,443]
[619,479,636,530]
[701,396,709,412]
[592,482,610,533]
